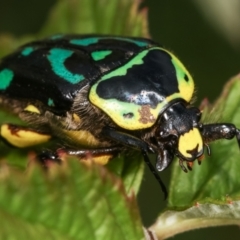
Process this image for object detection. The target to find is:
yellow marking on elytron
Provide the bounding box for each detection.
[0,124,51,148]
[24,105,40,114]
[90,47,195,130]
[72,113,81,123]
[178,128,203,159]
[82,155,112,165]
[63,129,101,147]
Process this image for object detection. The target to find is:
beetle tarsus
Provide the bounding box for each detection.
[37,150,62,169]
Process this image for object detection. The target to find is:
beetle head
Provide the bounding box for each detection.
[156,101,204,171]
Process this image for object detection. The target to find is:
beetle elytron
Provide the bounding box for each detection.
[0,35,239,196]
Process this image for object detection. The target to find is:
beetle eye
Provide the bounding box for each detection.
[191,107,201,115]
[196,111,202,121]
[159,130,169,138]
[159,131,178,143]
[190,107,202,124]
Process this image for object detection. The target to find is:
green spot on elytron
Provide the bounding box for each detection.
[91,50,112,61]
[47,48,84,84]
[70,37,149,47]
[21,47,34,56]
[48,98,55,107]
[70,38,99,46]
[0,68,14,90]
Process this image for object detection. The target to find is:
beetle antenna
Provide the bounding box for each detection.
[142,151,168,199]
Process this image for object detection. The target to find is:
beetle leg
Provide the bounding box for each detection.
[102,127,152,152]
[102,126,168,198]
[66,147,123,165]
[65,146,122,156]
[0,123,51,148]
[201,123,240,147]
[37,146,122,168]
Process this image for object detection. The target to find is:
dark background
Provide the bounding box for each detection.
[0,0,240,239]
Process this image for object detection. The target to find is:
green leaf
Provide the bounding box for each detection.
[39,0,149,37]
[0,0,148,58]
[0,34,35,58]
[0,160,144,240]
[107,151,145,194]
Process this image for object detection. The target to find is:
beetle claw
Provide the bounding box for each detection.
[37,150,62,169]
[179,159,188,173]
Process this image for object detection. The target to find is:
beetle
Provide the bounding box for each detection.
[0,34,239,197]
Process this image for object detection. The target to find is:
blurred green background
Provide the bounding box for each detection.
[0,0,240,239]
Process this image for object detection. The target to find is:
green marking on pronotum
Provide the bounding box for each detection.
[91,50,112,61]
[21,47,34,56]
[0,68,14,90]
[48,98,55,107]
[99,48,157,81]
[70,37,149,47]
[47,48,84,84]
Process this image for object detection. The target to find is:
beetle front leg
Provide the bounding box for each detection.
[201,123,240,146]
[102,127,152,153]
[102,127,168,197]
